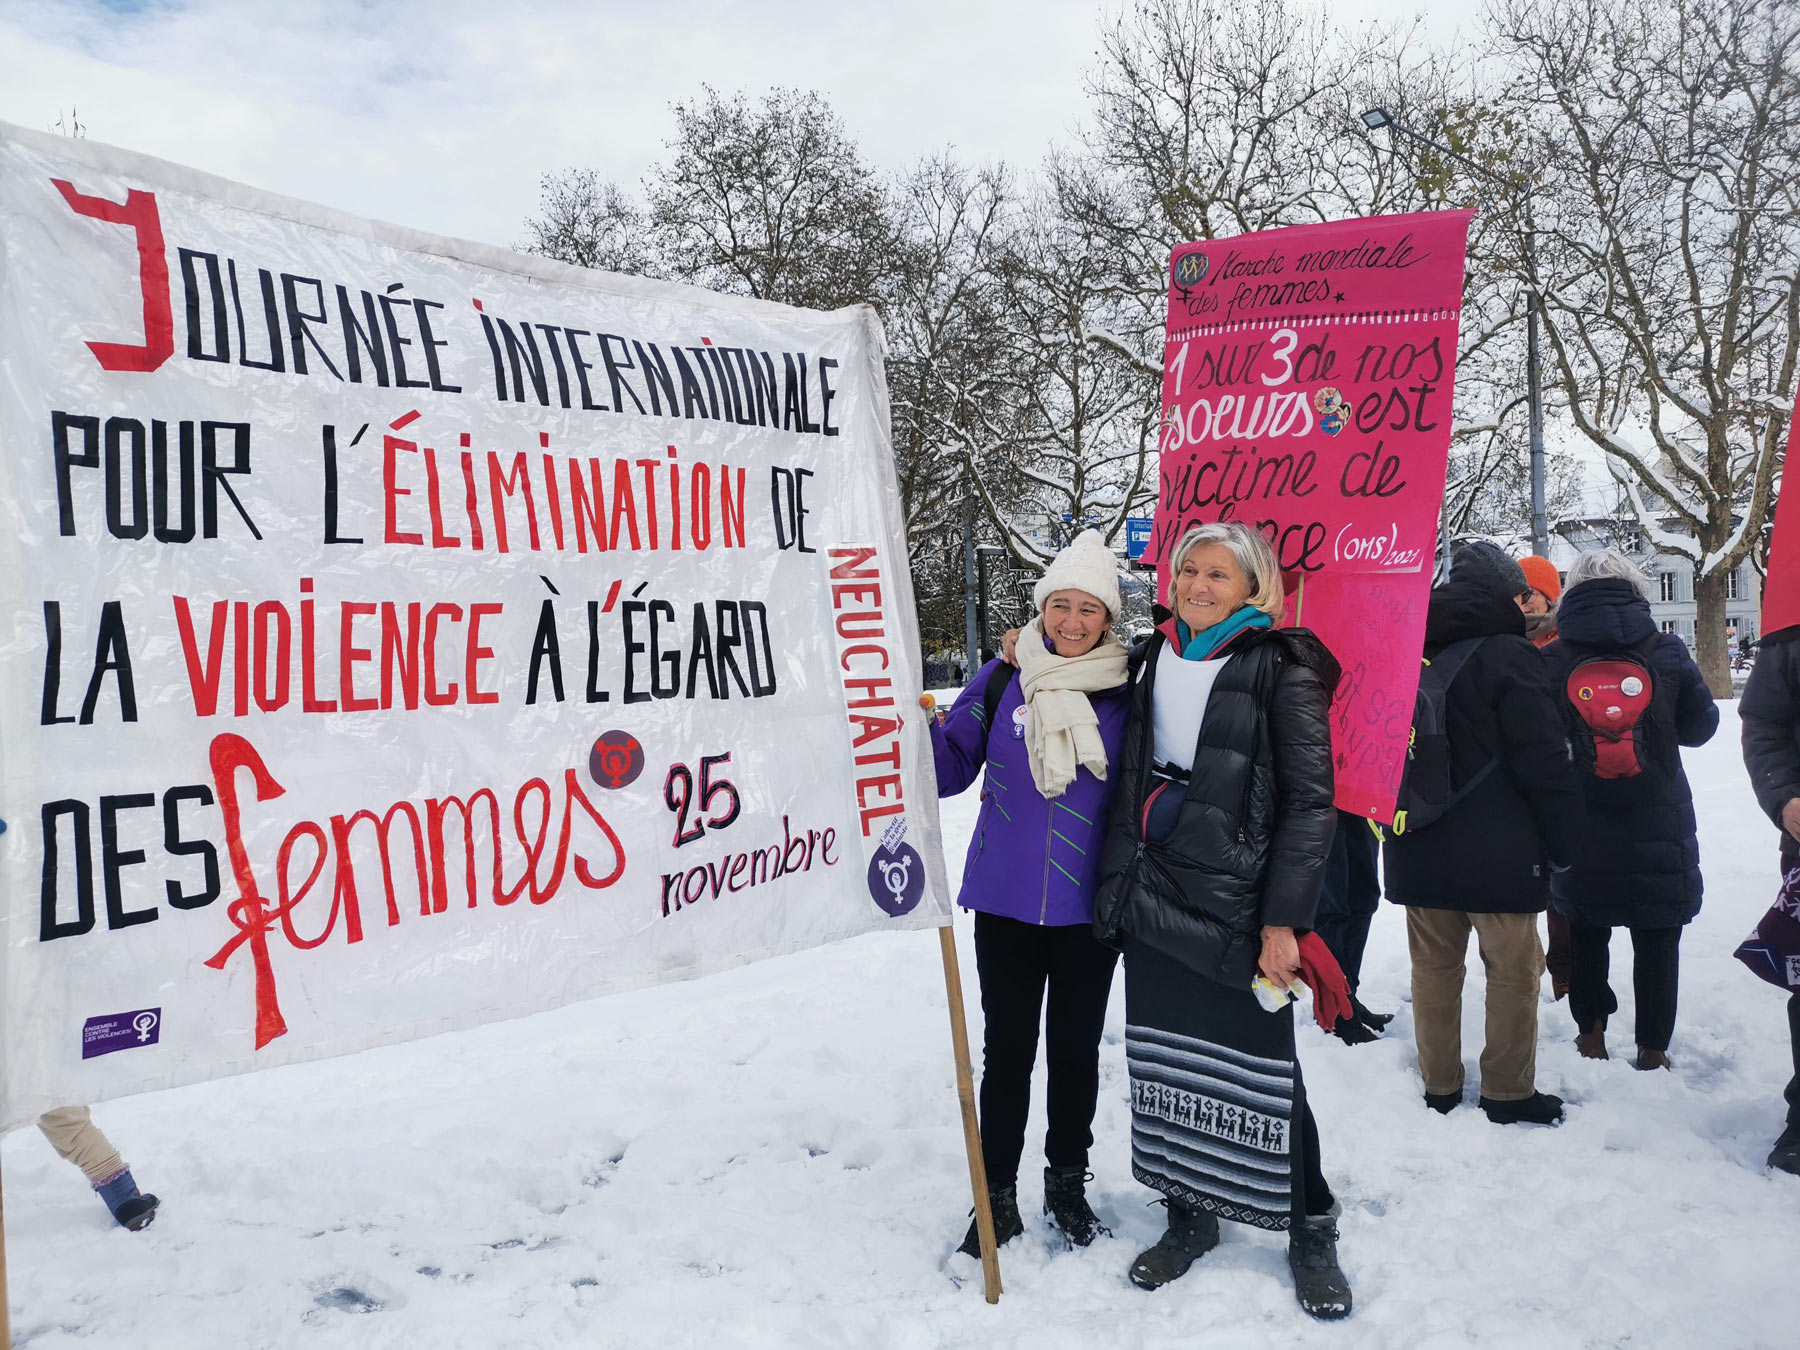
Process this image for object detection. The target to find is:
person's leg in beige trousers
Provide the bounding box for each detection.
[37,1106,125,1184]
[36,1106,160,1230]
[1407,907,1472,1096]
[1407,908,1544,1101]
[1468,912,1544,1102]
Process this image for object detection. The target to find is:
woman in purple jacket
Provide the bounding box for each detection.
[931,531,1131,1255]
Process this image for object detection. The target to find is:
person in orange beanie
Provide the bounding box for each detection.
[1517,554,1570,996]
[1518,555,1562,648]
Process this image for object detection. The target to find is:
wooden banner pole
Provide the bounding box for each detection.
[1,1156,13,1350]
[937,923,1001,1303]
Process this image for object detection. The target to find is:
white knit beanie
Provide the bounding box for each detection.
[1032,530,1122,617]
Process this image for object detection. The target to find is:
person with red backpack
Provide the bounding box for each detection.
[1540,549,1719,1070]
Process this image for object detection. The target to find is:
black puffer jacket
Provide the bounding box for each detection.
[1383,578,1585,914]
[1093,625,1340,989]
[1741,626,1800,868]
[1541,579,1718,928]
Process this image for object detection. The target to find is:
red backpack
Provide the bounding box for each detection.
[1563,643,1659,779]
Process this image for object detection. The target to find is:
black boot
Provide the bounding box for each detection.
[1043,1167,1110,1247]
[95,1167,159,1232]
[1331,1014,1381,1045]
[1127,1199,1219,1289]
[1349,993,1393,1031]
[956,1183,1024,1258]
[1769,1124,1800,1176]
[1288,1209,1353,1320]
[1480,1091,1565,1126]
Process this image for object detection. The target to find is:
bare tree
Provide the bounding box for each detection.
[646,87,901,312]
[884,156,1023,649]
[1060,0,1574,573]
[524,88,900,311]
[519,168,655,275]
[971,177,1160,566]
[1491,0,1800,692]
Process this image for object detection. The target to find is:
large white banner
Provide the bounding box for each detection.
[0,123,949,1131]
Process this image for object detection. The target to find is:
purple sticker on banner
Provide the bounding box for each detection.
[82,1008,162,1059]
[866,842,925,917]
[588,731,645,789]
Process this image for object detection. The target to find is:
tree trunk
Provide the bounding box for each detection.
[1693,568,1733,699]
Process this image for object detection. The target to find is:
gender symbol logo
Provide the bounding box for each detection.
[589,731,646,789]
[867,843,926,917]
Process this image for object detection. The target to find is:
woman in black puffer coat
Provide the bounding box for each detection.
[1540,549,1718,1070]
[1093,522,1351,1321]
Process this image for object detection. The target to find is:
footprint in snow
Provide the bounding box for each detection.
[313,1286,384,1314]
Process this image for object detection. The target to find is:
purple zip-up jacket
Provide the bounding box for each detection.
[930,656,1130,926]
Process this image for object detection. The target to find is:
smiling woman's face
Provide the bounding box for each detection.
[1041,590,1109,657]
[1174,543,1253,630]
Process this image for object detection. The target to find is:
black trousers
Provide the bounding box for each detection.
[1566,922,1682,1052]
[1314,809,1381,989]
[1787,994,1800,1129]
[1289,1071,1334,1222]
[972,910,1119,1188]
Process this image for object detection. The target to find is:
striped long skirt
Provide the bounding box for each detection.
[1122,935,1333,1231]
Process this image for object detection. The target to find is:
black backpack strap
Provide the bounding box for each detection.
[978,661,1017,731]
[1426,635,1489,688]
[1393,635,1497,835]
[1438,636,1500,803]
[1443,756,1501,812]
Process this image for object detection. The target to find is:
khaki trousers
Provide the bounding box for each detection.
[1407,907,1545,1102]
[38,1106,125,1185]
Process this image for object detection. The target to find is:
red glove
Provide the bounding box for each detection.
[1296,931,1353,1032]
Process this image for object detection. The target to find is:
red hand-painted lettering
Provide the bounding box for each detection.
[51,179,174,374]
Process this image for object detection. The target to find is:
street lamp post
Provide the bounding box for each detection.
[1361,107,1549,558]
[962,487,979,680]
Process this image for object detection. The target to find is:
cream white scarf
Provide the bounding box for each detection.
[1015,618,1129,799]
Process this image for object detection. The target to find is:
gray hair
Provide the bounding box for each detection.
[1566,547,1652,598]
[1166,522,1286,619]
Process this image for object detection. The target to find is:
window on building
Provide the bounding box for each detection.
[1726,568,1740,600]
[1659,572,1678,602]
[1661,620,1679,635]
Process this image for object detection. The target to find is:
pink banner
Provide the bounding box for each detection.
[1154,210,1474,821]
[1759,393,1800,639]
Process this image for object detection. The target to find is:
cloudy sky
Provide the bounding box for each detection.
[0,0,1458,250]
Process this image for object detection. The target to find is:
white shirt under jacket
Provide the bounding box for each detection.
[1150,645,1232,772]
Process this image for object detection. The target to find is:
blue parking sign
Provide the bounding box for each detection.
[1126,516,1155,561]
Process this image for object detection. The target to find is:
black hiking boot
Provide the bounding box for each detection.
[1331,1014,1381,1045]
[1288,1209,1353,1320]
[1349,993,1394,1031]
[1480,1091,1565,1126]
[956,1183,1023,1258]
[1127,1199,1219,1290]
[1424,1089,1461,1114]
[1043,1166,1110,1247]
[1769,1124,1800,1177]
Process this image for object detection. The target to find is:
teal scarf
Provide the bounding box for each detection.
[1176,606,1272,660]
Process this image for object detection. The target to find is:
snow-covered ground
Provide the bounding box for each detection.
[6,703,1798,1349]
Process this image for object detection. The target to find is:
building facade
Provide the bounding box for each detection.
[1548,517,1762,650]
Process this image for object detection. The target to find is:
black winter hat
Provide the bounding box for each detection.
[1449,542,1529,601]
